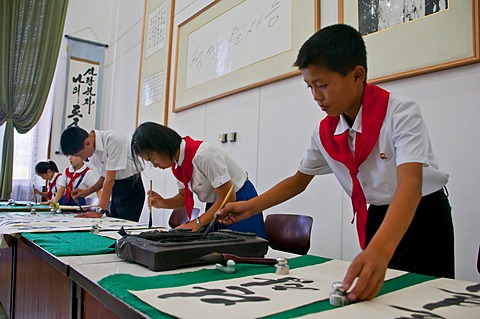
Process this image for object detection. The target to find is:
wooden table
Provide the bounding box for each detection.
[0,232,479,319]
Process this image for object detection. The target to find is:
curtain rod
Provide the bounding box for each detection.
[64,35,109,48]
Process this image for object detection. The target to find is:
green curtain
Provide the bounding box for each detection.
[0,0,68,198]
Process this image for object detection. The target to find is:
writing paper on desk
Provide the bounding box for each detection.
[0,213,143,234]
[129,259,405,319]
[299,278,480,319]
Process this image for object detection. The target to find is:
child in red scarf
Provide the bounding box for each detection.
[49,155,101,208]
[34,160,61,203]
[216,24,454,301]
[131,122,266,238]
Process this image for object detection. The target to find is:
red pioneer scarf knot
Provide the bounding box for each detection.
[171,136,203,219]
[64,167,89,204]
[47,173,62,200]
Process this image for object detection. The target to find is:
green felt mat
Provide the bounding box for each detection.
[21,232,115,256]
[98,255,435,319]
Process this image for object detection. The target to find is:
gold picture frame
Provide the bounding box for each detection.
[173,0,320,112]
[339,0,479,83]
[136,0,175,126]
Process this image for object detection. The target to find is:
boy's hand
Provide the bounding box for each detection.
[215,201,255,225]
[33,188,40,195]
[342,247,389,301]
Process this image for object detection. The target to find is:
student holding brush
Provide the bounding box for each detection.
[131,122,266,238]
[49,155,102,212]
[33,160,62,204]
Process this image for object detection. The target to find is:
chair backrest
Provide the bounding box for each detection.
[168,207,200,228]
[477,244,480,274]
[265,213,313,255]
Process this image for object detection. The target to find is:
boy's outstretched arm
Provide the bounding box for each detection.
[343,162,423,301]
[216,171,314,224]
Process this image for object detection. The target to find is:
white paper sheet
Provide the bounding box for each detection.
[299,278,480,319]
[130,260,405,319]
[0,212,144,234]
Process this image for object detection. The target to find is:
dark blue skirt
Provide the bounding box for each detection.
[206,179,266,239]
[59,195,86,206]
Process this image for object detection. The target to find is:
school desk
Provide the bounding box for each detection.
[0,202,51,212]
[0,226,479,318]
[0,202,92,212]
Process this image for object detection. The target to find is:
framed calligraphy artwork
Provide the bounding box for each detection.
[172,0,320,112]
[136,0,175,126]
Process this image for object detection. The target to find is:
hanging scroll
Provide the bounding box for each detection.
[62,36,107,132]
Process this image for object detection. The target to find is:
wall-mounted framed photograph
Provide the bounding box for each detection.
[339,0,479,83]
[173,0,320,112]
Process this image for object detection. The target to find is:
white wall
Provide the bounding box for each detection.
[47,0,480,283]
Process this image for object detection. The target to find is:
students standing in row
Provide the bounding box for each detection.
[131,122,266,238]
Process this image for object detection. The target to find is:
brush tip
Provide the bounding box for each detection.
[198,252,224,264]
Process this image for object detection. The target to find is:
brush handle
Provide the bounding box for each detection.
[148,180,153,229]
[66,184,85,212]
[201,184,235,238]
[223,253,277,265]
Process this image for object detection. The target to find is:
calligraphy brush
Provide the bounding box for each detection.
[66,184,85,213]
[199,252,278,266]
[148,180,153,229]
[201,184,235,239]
[32,184,37,204]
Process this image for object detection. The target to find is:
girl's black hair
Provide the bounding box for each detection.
[35,161,59,174]
[131,122,182,167]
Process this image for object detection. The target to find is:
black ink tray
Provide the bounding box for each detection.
[115,229,269,271]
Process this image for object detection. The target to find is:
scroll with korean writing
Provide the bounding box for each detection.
[64,57,99,130]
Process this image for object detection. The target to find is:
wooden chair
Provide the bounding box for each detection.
[265,213,313,255]
[477,244,480,274]
[168,207,200,228]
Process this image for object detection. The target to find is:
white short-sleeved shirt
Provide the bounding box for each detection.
[175,140,247,203]
[91,130,143,180]
[298,92,449,206]
[57,164,100,190]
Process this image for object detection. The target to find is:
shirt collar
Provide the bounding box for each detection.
[175,139,186,167]
[94,130,104,152]
[335,105,363,135]
[69,164,88,173]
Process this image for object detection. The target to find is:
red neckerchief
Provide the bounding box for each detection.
[171,136,203,219]
[64,166,89,203]
[47,173,62,200]
[320,83,389,249]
